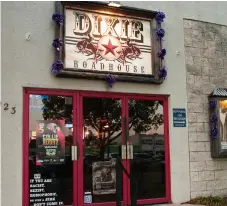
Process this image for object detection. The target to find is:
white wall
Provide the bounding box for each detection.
[1,1,227,205]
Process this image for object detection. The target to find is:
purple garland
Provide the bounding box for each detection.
[52,39,62,51]
[209,99,218,140]
[51,13,64,74]
[52,13,64,25]
[210,114,218,123]
[51,60,64,74]
[105,74,116,88]
[159,66,167,80]
[158,49,166,60]
[211,126,218,139]
[209,100,217,110]
[156,28,165,40]
[155,11,167,80]
[155,12,166,24]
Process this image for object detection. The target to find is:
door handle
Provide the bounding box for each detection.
[121,144,133,159]
[74,145,78,161]
[121,145,126,160]
[71,145,75,161]
[128,145,133,160]
[71,145,78,161]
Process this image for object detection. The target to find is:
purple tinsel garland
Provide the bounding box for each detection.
[52,39,62,51]
[210,114,218,123]
[52,13,64,25]
[156,28,165,40]
[105,74,116,88]
[210,126,218,139]
[51,13,64,74]
[51,60,64,74]
[155,11,167,81]
[158,48,167,60]
[159,66,168,80]
[209,99,218,140]
[155,12,166,24]
[209,100,217,110]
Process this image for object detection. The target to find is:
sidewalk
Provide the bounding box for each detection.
[153,204,204,206]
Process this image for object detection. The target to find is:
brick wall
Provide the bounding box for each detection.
[184,19,227,198]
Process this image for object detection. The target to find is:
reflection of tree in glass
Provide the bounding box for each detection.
[42,96,72,124]
[129,100,163,133]
[42,97,163,159]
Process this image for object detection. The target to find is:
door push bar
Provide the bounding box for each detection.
[71,145,78,161]
[121,144,134,160]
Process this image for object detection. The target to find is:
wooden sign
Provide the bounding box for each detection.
[57,2,162,84]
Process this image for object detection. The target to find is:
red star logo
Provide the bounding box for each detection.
[102,39,118,56]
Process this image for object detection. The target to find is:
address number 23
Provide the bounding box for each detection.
[4,103,16,114]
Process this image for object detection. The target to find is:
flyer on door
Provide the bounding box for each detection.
[36,120,65,165]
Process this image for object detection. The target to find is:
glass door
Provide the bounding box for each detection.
[77,94,128,206]
[27,93,77,206]
[24,89,170,206]
[126,96,170,205]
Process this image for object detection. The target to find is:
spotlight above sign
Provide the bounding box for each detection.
[108,1,121,7]
[54,1,164,84]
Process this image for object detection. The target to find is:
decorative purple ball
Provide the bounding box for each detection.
[52,39,62,51]
[156,28,165,40]
[209,100,217,110]
[159,66,167,80]
[52,13,64,25]
[51,60,64,74]
[155,12,166,24]
[210,126,218,139]
[157,49,166,60]
[105,74,116,88]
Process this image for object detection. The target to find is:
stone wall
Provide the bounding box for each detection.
[184,19,227,198]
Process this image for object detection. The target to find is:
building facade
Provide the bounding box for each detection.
[1,1,227,206]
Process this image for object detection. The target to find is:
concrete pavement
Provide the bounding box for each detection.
[153,204,204,206]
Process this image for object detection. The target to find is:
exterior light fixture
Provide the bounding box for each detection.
[108,1,121,7]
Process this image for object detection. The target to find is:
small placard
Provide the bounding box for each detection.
[173,108,186,127]
[84,192,92,203]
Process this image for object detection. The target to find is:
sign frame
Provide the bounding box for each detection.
[55,1,164,84]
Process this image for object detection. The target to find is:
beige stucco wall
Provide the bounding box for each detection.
[1,1,227,205]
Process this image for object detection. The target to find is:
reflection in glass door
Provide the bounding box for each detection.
[80,97,124,205]
[127,99,166,202]
[28,94,74,206]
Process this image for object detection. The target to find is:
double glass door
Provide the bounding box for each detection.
[26,90,169,206]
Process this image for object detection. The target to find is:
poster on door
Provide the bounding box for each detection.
[92,160,116,195]
[219,100,227,150]
[36,120,65,165]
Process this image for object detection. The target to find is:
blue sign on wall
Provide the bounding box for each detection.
[173,108,186,127]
